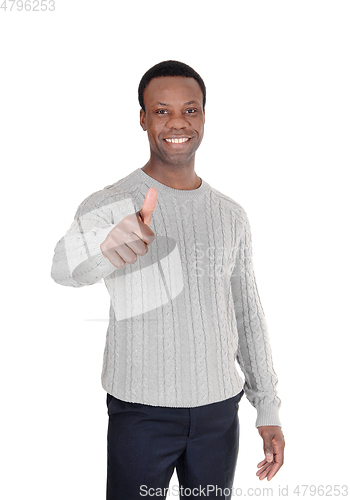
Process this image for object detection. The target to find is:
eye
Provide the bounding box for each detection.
[186,108,197,114]
[156,109,168,115]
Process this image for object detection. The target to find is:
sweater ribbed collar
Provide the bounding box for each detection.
[133,168,210,199]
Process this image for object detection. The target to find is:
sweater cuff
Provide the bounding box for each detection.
[256,403,282,428]
[88,224,116,259]
[71,224,118,283]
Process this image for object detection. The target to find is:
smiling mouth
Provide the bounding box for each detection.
[164,137,191,144]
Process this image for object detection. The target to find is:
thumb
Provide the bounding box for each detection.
[139,187,158,226]
[263,440,274,463]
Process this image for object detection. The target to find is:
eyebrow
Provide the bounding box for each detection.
[156,100,198,106]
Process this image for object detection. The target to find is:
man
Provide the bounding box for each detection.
[51,60,285,499]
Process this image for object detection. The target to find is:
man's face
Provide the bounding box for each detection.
[140,76,205,167]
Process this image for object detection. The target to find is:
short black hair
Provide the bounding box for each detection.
[138,60,206,112]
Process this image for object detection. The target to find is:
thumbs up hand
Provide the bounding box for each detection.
[100,187,158,269]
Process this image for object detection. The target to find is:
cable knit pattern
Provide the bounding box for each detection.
[50,168,282,427]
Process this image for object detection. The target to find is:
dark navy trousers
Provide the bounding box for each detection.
[106,389,244,500]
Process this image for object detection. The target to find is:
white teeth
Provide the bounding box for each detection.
[165,138,189,144]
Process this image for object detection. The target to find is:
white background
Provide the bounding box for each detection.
[1,1,349,498]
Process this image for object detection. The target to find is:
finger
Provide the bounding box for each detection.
[124,236,148,257]
[257,461,270,472]
[257,459,267,468]
[114,242,138,265]
[102,247,126,269]
[139,187,158,226]
[266,461,283,481]
[257,463,274,481]
[256,462,271,476]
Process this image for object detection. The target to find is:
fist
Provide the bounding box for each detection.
[100,187,158,269]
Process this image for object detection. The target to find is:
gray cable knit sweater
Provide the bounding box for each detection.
[51,167,282,428]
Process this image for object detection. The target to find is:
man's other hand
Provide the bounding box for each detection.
[256,425,285,481]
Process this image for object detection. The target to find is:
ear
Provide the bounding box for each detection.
[140,109,147,131]
[203,108,205,124]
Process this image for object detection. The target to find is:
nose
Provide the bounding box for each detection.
[165,111,190,130]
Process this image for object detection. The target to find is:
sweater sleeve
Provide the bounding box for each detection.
[50,192,136,287]
[230,212,282,428]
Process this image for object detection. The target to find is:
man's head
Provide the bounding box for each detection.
[138,60,206,112]
[138,60,206,168]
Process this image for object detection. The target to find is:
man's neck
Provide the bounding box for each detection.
[141,160,202,191]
